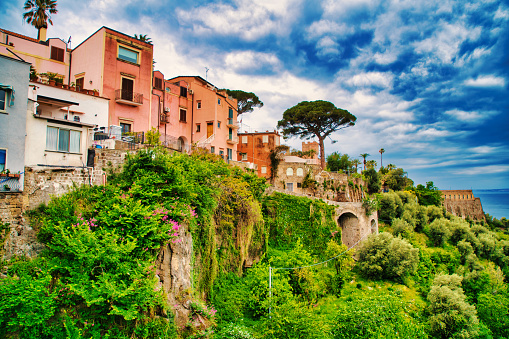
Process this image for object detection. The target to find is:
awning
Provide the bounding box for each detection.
[0,84,15,106]
[37,95,79,108]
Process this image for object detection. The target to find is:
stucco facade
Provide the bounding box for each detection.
[0,55,30,191]
[237,130,280,178]
[71,27,154,133]
[169,76,238,159]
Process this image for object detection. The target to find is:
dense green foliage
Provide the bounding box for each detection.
[2,149,508,339]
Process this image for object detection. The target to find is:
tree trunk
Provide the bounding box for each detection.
[318,137,326,169]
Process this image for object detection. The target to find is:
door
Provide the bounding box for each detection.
[207,122,213,138]
[121,78,134,101]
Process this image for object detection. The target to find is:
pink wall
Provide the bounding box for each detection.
[0,29,69,82]
[69,29,104,92]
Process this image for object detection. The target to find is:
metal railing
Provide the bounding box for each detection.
[115,89,143,104]
[1,175,21,192]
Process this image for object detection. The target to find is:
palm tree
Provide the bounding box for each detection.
[379,148,385,168]
[366,160,377,170]
[351,159,361,173]
[23,0,58,40]
[134,34,152,43]
[360,153,369,171]
[387,163,396,171]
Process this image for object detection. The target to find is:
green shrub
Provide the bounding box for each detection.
[357,232,419,281]
[426,205,443,223]
[477,293,509,338]
[427,274,479,339]
[216,323,256,339]
[428,218,451,247]
[392,218,413,237]
[378,192,403,223]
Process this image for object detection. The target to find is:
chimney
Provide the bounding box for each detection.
[38,27,47,42]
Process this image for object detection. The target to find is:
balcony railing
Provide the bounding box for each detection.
[115,89,143,106]
[227,136,239,144]
[160,113,170,124]
[227,119,240,129]
[1,174,21,192]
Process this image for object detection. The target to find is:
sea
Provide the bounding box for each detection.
[473,189,509,220]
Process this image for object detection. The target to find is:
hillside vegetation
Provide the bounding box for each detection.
[1,148,508,338]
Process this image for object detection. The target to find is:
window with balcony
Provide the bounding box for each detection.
[228,128,233,140]
[179,109,187,122]
[228,108,233,124]
[121,77,134,101]
[46,126,81,153]
[118,46,139,64]
[50,46,64,62]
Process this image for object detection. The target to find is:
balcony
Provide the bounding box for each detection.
[227,119,240,129]
[227,136,239,145]
[115,89,143,106]
[160,113,170,124]
[1,174,21,192]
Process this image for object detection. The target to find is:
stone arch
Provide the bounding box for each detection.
[370,218,378,234]
[177,136,188,152]
[338,212,359,248]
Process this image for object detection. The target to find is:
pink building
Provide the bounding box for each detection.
[0,27,69,83]
[168,76,239,160]
[151,71,192,151]
[71,27,154,134]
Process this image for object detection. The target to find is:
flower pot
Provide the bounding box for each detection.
[49,80,56,86]
[63,84,69,89]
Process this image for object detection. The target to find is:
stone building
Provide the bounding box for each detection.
[441,190,485,221]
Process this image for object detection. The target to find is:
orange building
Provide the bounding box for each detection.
[71,27,154,134]
[168,76,238,160]
[237,130,281,178]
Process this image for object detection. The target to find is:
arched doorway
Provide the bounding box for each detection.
[177,137,186,152]
[338,212,359,248]
[371,219,377,234]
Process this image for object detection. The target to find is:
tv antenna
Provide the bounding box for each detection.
[205,67,209,81]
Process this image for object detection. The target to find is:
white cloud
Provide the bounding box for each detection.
[346,72,393,88]
[224,51,281,72]
[464,75,506,87]
[306,20,353,40]
[176,0,302,41]
[445,109,499,122]
[494,6,509,20]
[469,146,502,154]
[316,36,341,57]
[454,165,509,175]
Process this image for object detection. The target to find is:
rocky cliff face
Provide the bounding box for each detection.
[156,224,193,327]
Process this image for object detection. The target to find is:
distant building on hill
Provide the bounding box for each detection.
[441,190,485,221]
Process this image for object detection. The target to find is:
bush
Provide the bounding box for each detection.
[477,293,509,338]
[392,218,413,237]
[426,205,443,223]
[427,274,479,339]
[357,232,419,281]
[428,218,451,247]
[216,323,256,339]
[457,240,474,264]
[378,192,403,223]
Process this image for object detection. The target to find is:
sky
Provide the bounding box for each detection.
[1,0,509,190]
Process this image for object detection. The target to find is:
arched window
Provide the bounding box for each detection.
[296,168,304,176]
[286,167,294,176]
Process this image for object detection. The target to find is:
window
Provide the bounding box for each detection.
[154,77,163,89]
[227,148,232,160]
[286,183,294,192]
[121,77,134,101]
[50,46,64,62]
[218,98,221,105]
[120,122,132,134]
[179,109,187,122]
[75,77,84,91]
[118,46,139,64]
[196,124,201,132]
[46,126,81,153]
[197,100,201,109]
[180,87,187,98]
[261,166,267,174]
[228,128,233,140]
[242,136,248,144]
[297,182,302,188]
[286,168,294,176]
[217,121,221,128]
[275,137,280,146]
[296,168,304,176]
[73,116,80,122]
[210,146,215,154]
[263,135,268,143]
[0,149,5,171]
[219,150,224,158]
[241,153,247,161]
[0,89,6,111]
[228,108,233,124]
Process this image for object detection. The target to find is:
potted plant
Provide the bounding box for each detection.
[45,72,59,86]
[93,89,99,96]
[3,184,10,191]
[70,82,76,91]
[30,65,38,82]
